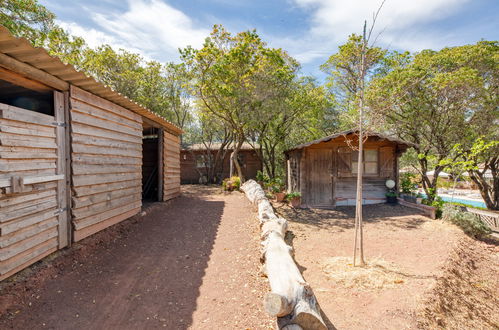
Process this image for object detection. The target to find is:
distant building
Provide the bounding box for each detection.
[181,143,262,184]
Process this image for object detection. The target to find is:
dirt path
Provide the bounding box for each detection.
[0,186,273,329]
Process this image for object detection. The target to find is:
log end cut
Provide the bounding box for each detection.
[264,292,293,317]
[294,312,328,330]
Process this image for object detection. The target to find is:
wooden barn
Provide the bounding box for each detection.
[0,26,182,281]
[181,143,262,184]
[285,130,414,208]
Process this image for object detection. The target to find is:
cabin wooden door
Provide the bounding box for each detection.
[307,149,333,207]
[0,91,69,281]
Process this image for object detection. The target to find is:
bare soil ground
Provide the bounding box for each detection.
[273,202,499,330]
[0,185,273,330]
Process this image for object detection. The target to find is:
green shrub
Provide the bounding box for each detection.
[222,176,241,191]
[256,170,270,184]
[442,204,491,239]
[286,191,301,200]
[400,173,417,194]
[264,177,284,194]
[385,191,397,197]
[423,195,445,218]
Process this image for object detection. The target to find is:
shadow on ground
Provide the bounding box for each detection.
[0,189,224,330]
[274,203,428,232]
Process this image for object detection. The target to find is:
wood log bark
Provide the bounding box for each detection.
[241,180,327,330]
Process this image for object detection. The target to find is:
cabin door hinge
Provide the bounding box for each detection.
[54,207,68,216]
[52,121,67,127]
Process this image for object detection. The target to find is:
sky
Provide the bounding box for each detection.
[39,0,498,79]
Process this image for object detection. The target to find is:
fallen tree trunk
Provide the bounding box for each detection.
[241,180,327,330]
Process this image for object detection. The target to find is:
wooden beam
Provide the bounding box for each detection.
[0,53,69,91]
[54,91,70,248]
[158,128,164,201]
[0,66,52,93]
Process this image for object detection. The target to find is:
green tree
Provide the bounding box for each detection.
[0,0,54,40]
[368,41,498,202]
[446,138,499,210]
[247,76,333,178]
[181,25,299,180]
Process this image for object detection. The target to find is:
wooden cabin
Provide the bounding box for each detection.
[181,143,262,183]
[0,26,182,281]
[285,130,414,208]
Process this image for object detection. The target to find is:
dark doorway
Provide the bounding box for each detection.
[142,127,160,201]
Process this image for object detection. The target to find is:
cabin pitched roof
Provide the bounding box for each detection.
[0,25,182,135]
[286,129,417,152]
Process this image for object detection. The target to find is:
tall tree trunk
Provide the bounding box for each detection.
[232,137,245,181]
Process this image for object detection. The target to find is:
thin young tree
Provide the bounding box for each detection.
[353,1,386,267]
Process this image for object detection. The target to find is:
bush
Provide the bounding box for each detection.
[423,195,445,218]
[256,170,270,184]
[400,173,417,194]
[222,176,241,191]
[264,177,284,194]
[286,191,301,200]
[385,191,397,197]
[442,204,491,239]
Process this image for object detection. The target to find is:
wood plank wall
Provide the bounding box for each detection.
[0,103,60,281]
[163,131,180,200]
[69,86,142,241]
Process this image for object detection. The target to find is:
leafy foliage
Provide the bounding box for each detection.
[222,176,241,191]
[368,41,498,203]
[442,204,491,239]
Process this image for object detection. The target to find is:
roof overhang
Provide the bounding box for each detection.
[285,129,417,153]
[0,25,182,135]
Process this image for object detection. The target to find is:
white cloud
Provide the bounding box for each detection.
[276,0,471,64]
[92,0,209,60]
[59,0,210,63]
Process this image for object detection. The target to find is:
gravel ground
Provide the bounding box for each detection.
[0,185,273,330]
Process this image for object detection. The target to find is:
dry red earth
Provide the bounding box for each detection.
[274,202,498,330]
[2,185,497,330]
[0,185,273,329]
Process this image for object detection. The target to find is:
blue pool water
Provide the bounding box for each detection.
[421,194,487,209]
[440,196,487,209]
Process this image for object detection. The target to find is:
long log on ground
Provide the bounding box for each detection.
[241,180,327,330]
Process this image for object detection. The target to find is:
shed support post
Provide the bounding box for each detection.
[158,128,164,202]
[287,158,292,193]
[54,91,71,248]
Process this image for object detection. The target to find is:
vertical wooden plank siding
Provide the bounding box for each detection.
[0,103,60,281]
[69,86,143,242]
[54,92,69,248]
[307,149,333,207]
[163,131,180,201]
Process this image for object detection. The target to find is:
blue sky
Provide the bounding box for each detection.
[40,0,498,79]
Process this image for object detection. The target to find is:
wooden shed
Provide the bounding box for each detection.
[180,143,262,184]
[0,26,182,281]
[285,130,414,208]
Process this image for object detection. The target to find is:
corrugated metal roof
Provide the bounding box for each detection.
[286,129,417,152]
[0,25,182,135]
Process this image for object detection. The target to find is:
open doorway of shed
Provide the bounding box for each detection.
[142,125,163,202]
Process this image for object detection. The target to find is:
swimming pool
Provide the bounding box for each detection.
[421,194,487,209]
[440,196,487,209]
